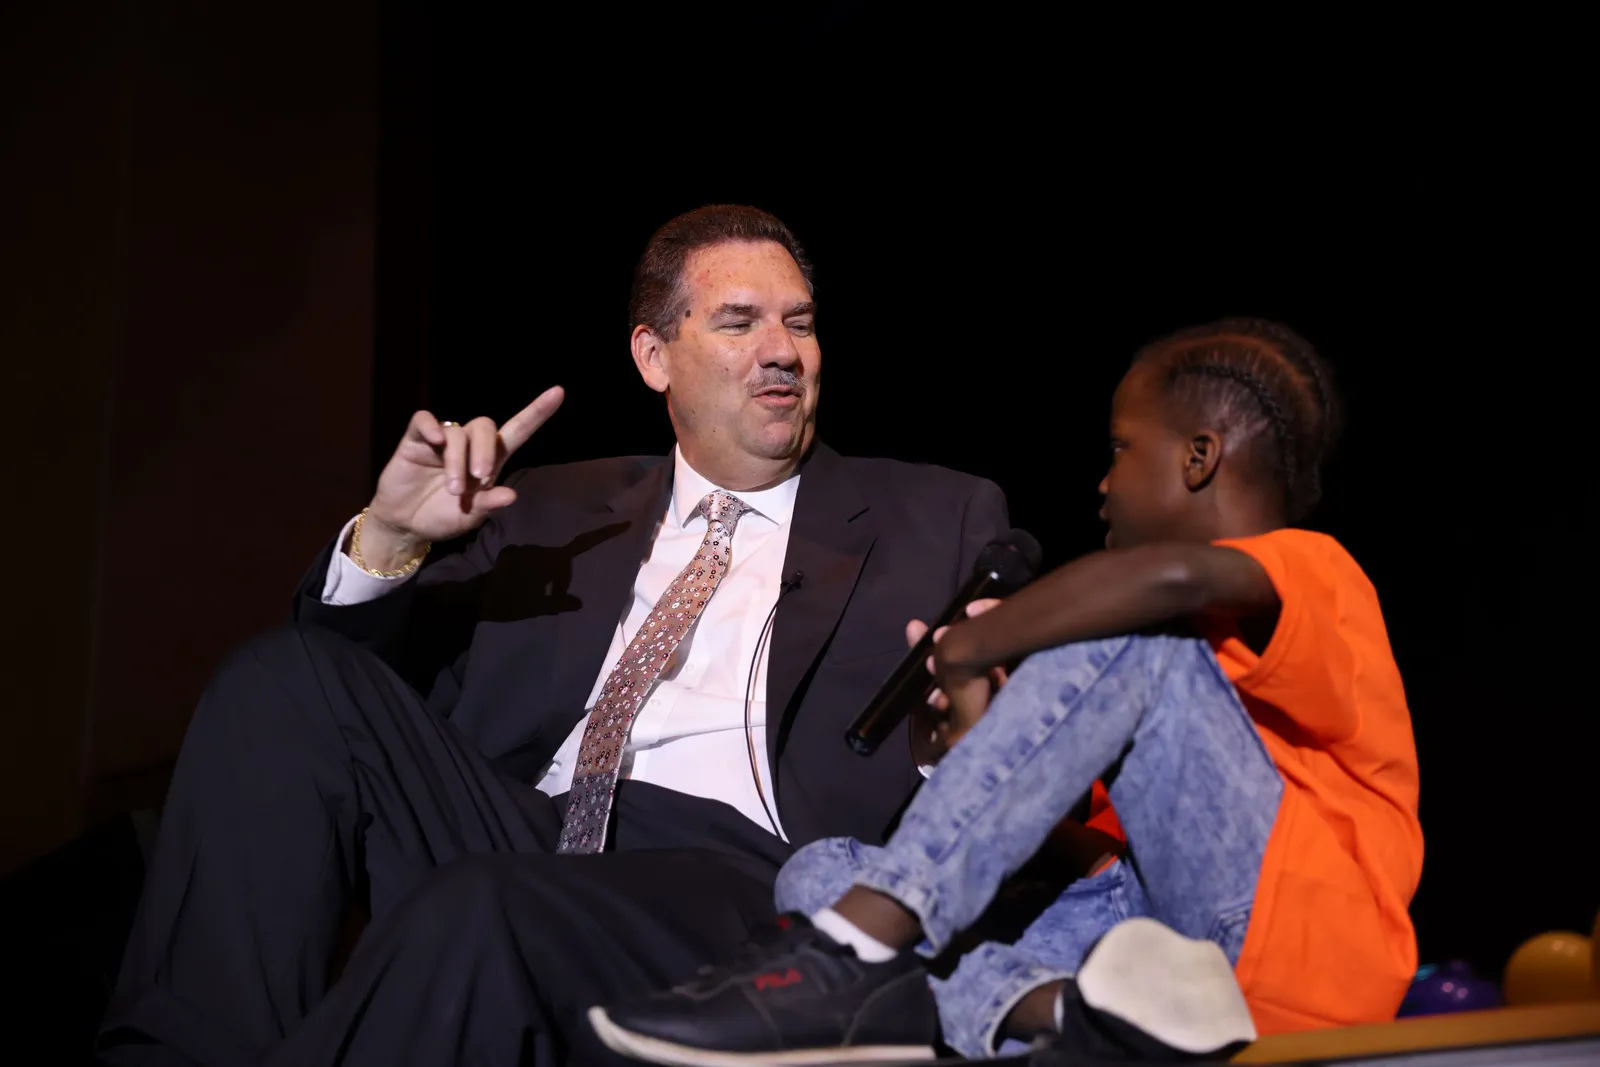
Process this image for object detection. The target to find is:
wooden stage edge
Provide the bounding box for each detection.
[1231,1001,1600,1063]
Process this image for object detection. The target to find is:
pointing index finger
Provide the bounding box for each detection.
[498,386,565,453]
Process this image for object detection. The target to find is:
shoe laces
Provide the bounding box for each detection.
[688,914,832,982]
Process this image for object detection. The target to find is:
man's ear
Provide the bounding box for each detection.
[630,324,670,394]
[1184,430,1223,492]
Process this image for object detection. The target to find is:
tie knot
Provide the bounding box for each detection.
[699,490,750,529]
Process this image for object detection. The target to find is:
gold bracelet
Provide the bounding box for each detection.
[350,508,430,578]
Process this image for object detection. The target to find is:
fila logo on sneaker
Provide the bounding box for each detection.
[753,969,803,992]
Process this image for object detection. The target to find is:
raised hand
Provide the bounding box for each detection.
[354,386,564,570]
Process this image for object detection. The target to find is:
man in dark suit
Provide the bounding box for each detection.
[99,205,1009,1065]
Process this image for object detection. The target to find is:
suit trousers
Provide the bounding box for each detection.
[98,624,788,1066]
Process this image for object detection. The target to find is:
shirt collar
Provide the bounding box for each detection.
[669,446,800,528]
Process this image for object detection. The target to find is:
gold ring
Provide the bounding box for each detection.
[440,421,458,428]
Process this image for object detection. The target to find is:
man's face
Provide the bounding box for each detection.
[644,240,820,480]
[1099,364,1199,549]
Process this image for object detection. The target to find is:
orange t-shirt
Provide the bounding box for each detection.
[1083,780,1125,842]
[1205,529,1423,1034]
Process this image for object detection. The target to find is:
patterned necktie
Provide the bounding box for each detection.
[556,489,752,854]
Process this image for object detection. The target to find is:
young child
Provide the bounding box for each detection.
[589,318,1424,1063]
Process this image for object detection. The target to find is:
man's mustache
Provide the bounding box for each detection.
[750,369,804,395]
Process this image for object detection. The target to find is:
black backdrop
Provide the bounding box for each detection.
[383,6,1591,984]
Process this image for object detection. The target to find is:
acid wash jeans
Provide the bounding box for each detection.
[776,635,1284,1058]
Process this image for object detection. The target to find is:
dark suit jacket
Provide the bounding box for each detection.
[294,442,1008,850]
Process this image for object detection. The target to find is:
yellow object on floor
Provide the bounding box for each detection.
[1503,931,1599,1006]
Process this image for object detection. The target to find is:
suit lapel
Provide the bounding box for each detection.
[768,443,875,771]
[546,456,673,717]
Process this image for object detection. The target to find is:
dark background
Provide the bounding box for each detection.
[1,1,1589,1057]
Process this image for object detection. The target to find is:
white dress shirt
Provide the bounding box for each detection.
[322,449,798,839]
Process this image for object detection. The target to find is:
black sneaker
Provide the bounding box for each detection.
[588,913,940,1065]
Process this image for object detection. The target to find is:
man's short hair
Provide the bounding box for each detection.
[629,205,815,340]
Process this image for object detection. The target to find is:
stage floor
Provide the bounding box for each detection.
[910,1002,1600,1067]
[979,1037,1600,1065]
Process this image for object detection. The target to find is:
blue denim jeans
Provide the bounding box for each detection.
[775,635,1283,1058]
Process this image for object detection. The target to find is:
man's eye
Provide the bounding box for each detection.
[721,321,752,332]
[788,321,814,336]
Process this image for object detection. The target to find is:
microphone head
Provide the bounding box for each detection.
[977,529,1042,590]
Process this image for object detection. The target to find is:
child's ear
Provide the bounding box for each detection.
[1184,431,1223,492]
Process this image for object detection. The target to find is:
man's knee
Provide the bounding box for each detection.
[385,856,527,952]
[212,623,355,687]
[413,855,519,910]
[183,624,363,756]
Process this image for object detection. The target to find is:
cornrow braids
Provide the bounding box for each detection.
[1178,361,1302,509]
[1222,317,1344,506]
[1135,318,1341,522]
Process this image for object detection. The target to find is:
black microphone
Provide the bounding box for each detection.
[845,529,1043,756]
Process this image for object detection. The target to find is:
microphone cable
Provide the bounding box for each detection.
[743,569,804,838]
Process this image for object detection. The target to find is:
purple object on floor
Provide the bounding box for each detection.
[1397,960,1505,1016]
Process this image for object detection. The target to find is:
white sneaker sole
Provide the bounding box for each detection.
[1076,916,1258,1054]
[587,1006,936,1066]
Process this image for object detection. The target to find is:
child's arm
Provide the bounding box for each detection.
[934,543,1278,682]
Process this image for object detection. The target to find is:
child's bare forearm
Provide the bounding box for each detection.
[935,544,1280,675]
